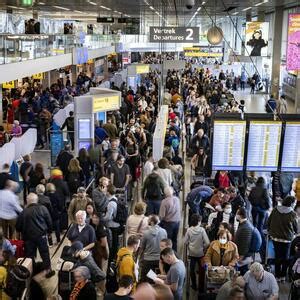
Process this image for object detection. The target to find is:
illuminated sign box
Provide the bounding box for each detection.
[32,73,44,80]
[136,65,150,74]
[93,95,120,113]
[2,81,15,89]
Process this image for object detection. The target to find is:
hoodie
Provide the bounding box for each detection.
[184,225,210,257]
[268,205,297,242]
[116,247,136,282]
[141,225,167,261]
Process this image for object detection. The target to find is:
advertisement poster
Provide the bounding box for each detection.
[287,14,300,71]
[245,22,269,56]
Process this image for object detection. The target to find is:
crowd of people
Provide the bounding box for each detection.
[0,59,299,300]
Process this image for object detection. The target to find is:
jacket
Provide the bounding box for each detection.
[184,225,210,257]
[37,194,52,216]
[56,151,73,175]
[16,203,52,240]
[68,195,92,223]
[141,225,167,261]
[116,247,136,281]
[268,206,297,242]
[142,173,165,201]
[235,220,253,257]
[92,188,109,214]
[73,281,97,300]
[248,185,271,210]
[48,178,69,206]
[204,240,239,267]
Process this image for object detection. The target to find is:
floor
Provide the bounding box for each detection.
[29,89,293,299]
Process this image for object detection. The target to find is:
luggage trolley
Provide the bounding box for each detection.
[263,230,275,271]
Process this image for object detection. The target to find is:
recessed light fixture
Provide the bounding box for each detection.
[202,1,206,4]
[242,7,252,11]
[149,6,154,10]
[232,11,239,15]
[39,1,45,4]
[100,5,111,10]
[8,5,25,9]
[255,0,269,6]
[88,1,97,5]
[53,5,71,11]
[196,7,201,12]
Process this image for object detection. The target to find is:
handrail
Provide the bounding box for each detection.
[85,177,95,193]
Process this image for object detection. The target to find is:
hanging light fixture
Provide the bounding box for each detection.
[206,0,223,45]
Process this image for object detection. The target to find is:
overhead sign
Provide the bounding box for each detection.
[136,64,150,74]
[93,95,120,112]
[287,14,300,71]
[149,27,199,43]
[2,81,15,89]
[32,73,44,80]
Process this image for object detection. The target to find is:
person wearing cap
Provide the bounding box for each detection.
[110,155,131,189]
[68,187,92,224]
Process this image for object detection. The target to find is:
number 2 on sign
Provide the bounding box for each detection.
[186,28,193,40]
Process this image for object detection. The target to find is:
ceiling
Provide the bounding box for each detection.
[0,0,299,23]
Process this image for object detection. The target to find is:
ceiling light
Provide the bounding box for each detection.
[232,11,239,15]
[196,7,201,12]
[255,0,269,6]
[7,5,25,9]
[39,1,45,4]
[53,5,70,11]
[202,1,206,4]
[88,1,97,5]
[149,6,154,10]
[74,10,83,13]
[242,7,252,11]
[100,5,111,10]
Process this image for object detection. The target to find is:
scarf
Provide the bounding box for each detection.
[69,280,87,300]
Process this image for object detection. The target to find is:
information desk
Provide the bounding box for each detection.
[212,120,246,171]
[281,122,300,172]
[246,121,282,171]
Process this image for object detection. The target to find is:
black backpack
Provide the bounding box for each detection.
[110,197,128,225]
[146,177,163,200]
[5,262,30,298]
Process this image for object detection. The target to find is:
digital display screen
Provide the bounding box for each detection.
[78,119,91,139]
[247,121,282,171]
[78,141,91,151]
[281,122,300,172]
[212,121,246,171]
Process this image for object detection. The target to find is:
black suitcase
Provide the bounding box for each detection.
[58,260,75,300]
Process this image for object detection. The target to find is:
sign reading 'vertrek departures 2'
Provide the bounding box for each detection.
[149,27,199,43]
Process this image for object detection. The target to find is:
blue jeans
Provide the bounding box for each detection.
[146,200,161,216]
[160,221,180,252]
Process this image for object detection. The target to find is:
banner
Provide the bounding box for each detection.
[245,22,269,56]
[287,14,300,71]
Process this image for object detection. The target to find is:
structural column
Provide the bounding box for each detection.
[271,6,284,98]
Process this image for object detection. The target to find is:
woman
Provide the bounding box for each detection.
[126,202,149,238]
[156,158,173,187]
[214,171,231,189]
[70,266,97,300]
[46,183,63,245]
[29,163,46,192]
[77,148,92,186]
[191,147,211,177]
[204,229,239,267]
[66,158,85,196]
[268,196,297,281]
[90,212,109,273]
[125,134,140,182]
[277,95,288,115]
[86,202,96,225]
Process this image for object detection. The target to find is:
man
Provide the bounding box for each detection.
[244,262,279,300]
[16,193,55,278]
[140,215,167,283]
[104,139,126,160]
[191,147,211,177]
[104,275,133,300]
[216,275,245,300]
[103,118,118,139]
[191,128,210,155]
[56,144,74,177]
[92,177,110,215]
[68,187,92,223]
[159,187,181,252]
[110,155,131,190]
[36,184,52,216]
[143,152,154,180]
[154,247,186,300]
[0,163,14,190]
[0,180,23,239]
[235,207,254,275]
[227,186,246,216]
[20,154,33,205]
[116,235,140,288]
[61,111,75,150]
[266,95,277,113]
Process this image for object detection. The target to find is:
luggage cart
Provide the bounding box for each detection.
[263,230,275,271]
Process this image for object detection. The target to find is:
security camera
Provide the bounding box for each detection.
[186,0,195,9]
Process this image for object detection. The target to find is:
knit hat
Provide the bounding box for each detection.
[51,168,63,177]
[70,241,84,254]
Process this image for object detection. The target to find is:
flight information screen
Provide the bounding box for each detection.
[212,120,246,171]
[281,122,300,172]
[246,121,282,171]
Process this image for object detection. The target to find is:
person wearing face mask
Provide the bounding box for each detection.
[204,229,239,268]
[267,196,298,282]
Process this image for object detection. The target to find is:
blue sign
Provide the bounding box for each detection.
[76,47,88,64]
[50,131,64,166]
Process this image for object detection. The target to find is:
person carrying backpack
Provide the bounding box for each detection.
[142,171,165,215]
[235,207,261,275]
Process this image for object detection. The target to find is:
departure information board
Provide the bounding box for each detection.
[212,121,246,171]
[246,121,282,171]
[281,122,300,172]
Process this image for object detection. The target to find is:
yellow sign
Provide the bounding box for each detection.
[136,65,150,74]
[93,95,120,112]
[2,81,15,89]
[185,51,223,57]
[32,73,44,80]
[87,59,94,64]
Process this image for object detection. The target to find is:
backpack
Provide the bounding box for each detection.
[67,172,80,193]
[110,197,128,225]
[58,260,75,299]
[145,177,163,200]
[5,261,30,298]
[249,226,262,253]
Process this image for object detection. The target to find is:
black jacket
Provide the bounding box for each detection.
[74,281,97,300]
[56,150,73,176]
[48,178,69,206]
[16,203,52,240]
[248,185,271,210]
